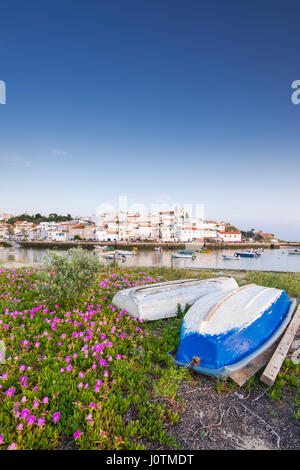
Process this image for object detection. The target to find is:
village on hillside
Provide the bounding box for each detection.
[0,208,278,244]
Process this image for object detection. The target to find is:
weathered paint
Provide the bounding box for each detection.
[112,277,238,321]
[176,285,292,369]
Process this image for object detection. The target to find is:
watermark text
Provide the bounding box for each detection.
[291,80,300,105]
[0,80,6,104]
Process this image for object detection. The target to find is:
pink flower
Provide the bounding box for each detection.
[73,430,81,439]
[21,409,30,419]
[33,399,39,409]
[8,443,16,450]
[27,415,36,425]
[37,417,45,427]
[52,412,61,423]
[0,435,3,445]
[4,387,15,397]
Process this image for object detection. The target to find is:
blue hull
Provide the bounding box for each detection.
[235,252,255,258]
[178,250,195,255]
[176,291,291,371]
[172,297,296,377]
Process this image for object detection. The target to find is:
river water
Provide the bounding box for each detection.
[1,246,300,273]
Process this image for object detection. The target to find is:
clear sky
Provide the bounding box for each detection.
[0,0,300,240]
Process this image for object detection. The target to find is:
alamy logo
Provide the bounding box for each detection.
[291,80,300,105]
[0,80,6,104]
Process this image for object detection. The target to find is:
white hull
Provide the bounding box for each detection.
[112,277,239,320]
[172,253,194,259]
[182,284,285,336]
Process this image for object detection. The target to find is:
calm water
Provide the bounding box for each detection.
[1,246,300,273]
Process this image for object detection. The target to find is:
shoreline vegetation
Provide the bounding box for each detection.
[0,251,299,450]
[5,240,299,251]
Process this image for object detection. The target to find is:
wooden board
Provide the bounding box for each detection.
[230,341,279,387]
[260,306,300,387]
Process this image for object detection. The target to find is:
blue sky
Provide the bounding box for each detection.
[0,0,300,240]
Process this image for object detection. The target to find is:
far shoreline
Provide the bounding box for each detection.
[5,240,300,250]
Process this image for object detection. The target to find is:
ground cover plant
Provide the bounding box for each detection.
[0,255,192,450]
[0,261,299,450]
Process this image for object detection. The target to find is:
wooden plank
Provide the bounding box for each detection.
[230,341,279,386]
[260,306,300,387]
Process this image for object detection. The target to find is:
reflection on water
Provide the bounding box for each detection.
[0,247,299,273]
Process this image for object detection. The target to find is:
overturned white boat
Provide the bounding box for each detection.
[174,284,296,377]
[112,277,238,320]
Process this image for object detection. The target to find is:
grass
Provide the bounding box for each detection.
[0,265,299,450]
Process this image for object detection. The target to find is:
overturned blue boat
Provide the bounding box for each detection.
[174,284,296,377]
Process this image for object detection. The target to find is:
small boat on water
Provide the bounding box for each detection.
[112,277,239,320]
[235,250,260,258]
[154,247,163,252]
[222,255,239,260]
[172,252,196,259]
[288,248,300,255]
[116,250,134,256]
[102,253,116,259]
[173,250,196,259]
[174,284,296,377]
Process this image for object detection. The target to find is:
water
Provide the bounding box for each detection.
[1,246,300,273]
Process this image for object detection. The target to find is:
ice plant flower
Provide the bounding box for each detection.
[37,417,45,427]
[73,430,81,439]
[52,412,61,423]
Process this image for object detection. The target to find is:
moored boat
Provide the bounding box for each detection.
[235,250,260,258]
[172,252,196,259]
[222,255,239,260]
[178,250,195,255]
[288,248,300,255]
[102,253,116,259]
[112,277,239,320]
[174,284,296,377]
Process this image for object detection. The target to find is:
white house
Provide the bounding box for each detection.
[218,231,242,243]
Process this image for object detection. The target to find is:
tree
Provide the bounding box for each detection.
[7,225,14,238]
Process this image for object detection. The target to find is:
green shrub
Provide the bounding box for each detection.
[37,247,101,306]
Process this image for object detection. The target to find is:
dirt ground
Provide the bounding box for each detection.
[165,375,299,450]
[150,328,300,451]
